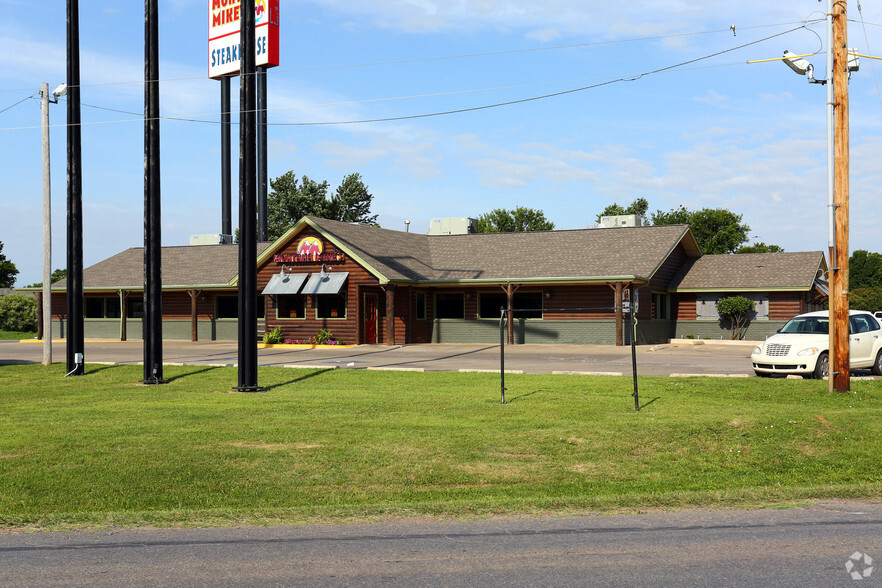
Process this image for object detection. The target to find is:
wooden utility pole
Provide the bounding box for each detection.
[831,0,851,392]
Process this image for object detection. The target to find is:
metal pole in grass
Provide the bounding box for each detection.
[629,285,640,411]
[499,306,506,404]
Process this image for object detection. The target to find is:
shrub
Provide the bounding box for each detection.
[0,293,38,332]
[716,295,756,340]
[314,329,339,345]
[262,326,284,344]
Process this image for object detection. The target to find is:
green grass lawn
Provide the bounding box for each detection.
[0,363,880,531]
[0,331,36,340]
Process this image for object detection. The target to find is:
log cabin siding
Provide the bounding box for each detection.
[769,291,805,320]
[674,293,697,320]
[259,228,381,345]
[543,286,615,319]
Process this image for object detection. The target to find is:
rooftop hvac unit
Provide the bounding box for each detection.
[428,217,478,235]
[190,233,232,245]
[599,214,642,228]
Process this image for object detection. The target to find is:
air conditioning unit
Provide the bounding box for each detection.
[190,233,232,245]
[428,217,478,235]
[599,214,642,228]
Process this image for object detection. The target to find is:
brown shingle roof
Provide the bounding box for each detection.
[668,251,826,291]
[307,217,700,284]
[53,243,273,291]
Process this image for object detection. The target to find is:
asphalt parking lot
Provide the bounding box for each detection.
[4,338,880,378]
[0,338,758,377]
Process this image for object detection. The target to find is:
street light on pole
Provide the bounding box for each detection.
[778,1,859,392]
[40,82,66,367]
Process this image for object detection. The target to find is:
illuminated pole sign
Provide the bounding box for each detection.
[208,0,279,79]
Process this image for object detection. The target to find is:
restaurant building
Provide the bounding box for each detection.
[38,216,828,345]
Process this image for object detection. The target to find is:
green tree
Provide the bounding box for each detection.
[849,287,882,312]
[849,250,882,289]
[26,268,67,289]
[0,293,37,331]
[266,172,377,241]
[735,242,784,254]
[476,207,554,233]
[716,295,756,340]
[652,207,750,254]
[595,197,649,223]
[0,241,19,288]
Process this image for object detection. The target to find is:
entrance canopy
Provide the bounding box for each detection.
[262,272,308,295]
[302,271,349,295]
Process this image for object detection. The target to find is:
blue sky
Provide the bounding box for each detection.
[3,0,882,287]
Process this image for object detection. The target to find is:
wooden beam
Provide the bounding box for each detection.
[188,289,202,342]
[384,284,396,345]
[832,0,851,392]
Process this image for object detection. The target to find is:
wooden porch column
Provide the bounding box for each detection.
[188,289,202,341]
[614,282,623,346]
[502,283,519,345]
[120,290,128,341]
[384,284,396,345]
[36,292,44,340]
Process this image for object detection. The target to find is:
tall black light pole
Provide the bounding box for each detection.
[257,66,268,242]
[142,0,164,384]
[235,0,261,392]
[221,76,231,238]
[66,0,84,376]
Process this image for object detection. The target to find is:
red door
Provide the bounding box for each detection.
[364,294,378,344]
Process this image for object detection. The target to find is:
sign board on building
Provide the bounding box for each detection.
[209,0,279,79]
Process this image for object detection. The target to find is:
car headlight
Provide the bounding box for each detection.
[753,345,762,355]
[797,347,820,357]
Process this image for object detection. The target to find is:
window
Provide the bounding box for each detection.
[696,294,768,320]
[652,293,669,320]
[85,297,120,319]
[277,295,306,319]
[216,295,237,319]
[478,292,542,319]
[435,292,464,319]
[316,294,346,319]
[216,295,264,318]
[127,297,144,319]
[415,292,426,320]
[851,315,878,334]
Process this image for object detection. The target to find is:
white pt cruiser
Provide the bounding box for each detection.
[751,310,882,379]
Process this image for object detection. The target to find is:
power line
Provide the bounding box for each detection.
[0,24,813,131]
[0,19,824,95]
[0,93,38,115]
[272,24,810,127]
[856,1,882,105]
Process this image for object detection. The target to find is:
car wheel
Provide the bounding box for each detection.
[873,349,882,376]
[812,352,829,380]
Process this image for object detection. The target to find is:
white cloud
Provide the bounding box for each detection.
[694,89,726,104]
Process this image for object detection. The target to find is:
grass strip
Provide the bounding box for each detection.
[0,364,879,531]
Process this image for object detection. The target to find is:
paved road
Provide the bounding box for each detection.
[1,501,879,586]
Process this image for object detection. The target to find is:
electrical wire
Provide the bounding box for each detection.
[0,23,815,131]
[0,93,38,115]
[272,24,811,127]
[0,19,825,95]
[856,0,882,105]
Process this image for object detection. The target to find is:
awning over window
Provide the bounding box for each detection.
[814,278,829,296]
[302,271,349,295]
[261,272,308,295]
